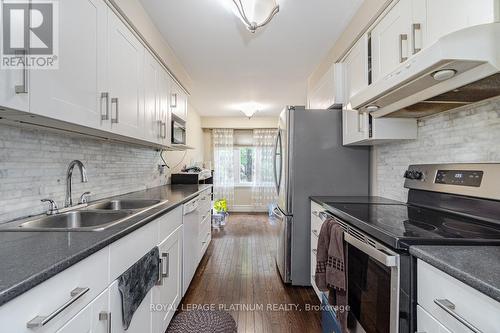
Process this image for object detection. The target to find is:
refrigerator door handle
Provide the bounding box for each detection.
[273,131,281,195]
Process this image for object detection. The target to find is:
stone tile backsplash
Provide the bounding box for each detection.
[373,98,500,202]
[0,123,167,223]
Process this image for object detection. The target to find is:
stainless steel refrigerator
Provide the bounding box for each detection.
[272,106,370,285]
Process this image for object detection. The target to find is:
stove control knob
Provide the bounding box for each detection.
[404,170,423,180]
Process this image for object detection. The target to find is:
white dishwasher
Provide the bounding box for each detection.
[182,196,199,296]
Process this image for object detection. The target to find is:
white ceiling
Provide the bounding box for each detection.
[139,0,363,116]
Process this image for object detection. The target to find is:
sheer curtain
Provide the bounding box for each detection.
[213,129,235,209]
[252,129,278,209]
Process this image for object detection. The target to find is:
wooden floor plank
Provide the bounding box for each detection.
[179,213,322,333]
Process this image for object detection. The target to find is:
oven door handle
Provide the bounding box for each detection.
[344,233,398,267]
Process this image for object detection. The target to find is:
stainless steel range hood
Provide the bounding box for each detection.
[351,23,500,118]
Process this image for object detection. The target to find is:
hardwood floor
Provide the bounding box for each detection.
[180,213,322,333]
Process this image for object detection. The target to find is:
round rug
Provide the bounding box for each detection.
[167,310,237,333]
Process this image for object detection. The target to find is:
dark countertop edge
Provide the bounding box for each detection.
[0,185,211,306]
[409,246,500,303]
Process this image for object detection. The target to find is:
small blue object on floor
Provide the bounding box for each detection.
[167,310,237,333]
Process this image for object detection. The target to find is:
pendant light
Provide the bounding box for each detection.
[231,0,280,33]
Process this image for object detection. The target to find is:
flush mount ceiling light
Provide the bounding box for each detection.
[230,0,280,33]
[237,102,263,118]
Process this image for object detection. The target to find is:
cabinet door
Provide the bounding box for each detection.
[371,0,412,82]
[109,280,152,333]
[342,110,369,146]
[107,12,144,139]
[344,35,368,103]
[0,68,29,113]
[158,69,172,146]
[144,52,160,143]
[170,84,187,121]
[29,0,106,128]
[152,226,183,333]
[423,0,498,47]
[56,289,109,333]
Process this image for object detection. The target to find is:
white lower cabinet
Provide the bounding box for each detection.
[310,201,325,300]
[55,289,110,333]
[417,259,500,333]
[152,226,183,333]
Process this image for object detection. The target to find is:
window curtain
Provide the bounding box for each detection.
[252,129,278,209]
[213,129,235,209]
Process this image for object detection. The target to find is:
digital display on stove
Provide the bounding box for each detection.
[435,170,483,187]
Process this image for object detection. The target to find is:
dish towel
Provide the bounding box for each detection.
[118,247,160,330]
[315,217,348,331]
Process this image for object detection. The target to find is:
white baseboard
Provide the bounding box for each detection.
[230,205,267,213]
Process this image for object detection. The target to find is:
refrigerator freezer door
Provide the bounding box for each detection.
[277,108,292,215]
[273,206,292,283]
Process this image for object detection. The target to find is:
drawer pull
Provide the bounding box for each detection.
[99,311,112,333]
[434,299,483,333]
[312,210,319,217]
[312,249,318,255]
[158,253,170,285]
[27,287,90,328]
[312,230,319,238]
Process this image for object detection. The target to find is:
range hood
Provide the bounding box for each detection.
[351,23,500,118]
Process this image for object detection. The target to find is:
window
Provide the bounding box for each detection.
[234,146,255,186]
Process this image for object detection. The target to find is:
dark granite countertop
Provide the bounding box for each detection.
[410,245,500,303]
[0,184,211,306]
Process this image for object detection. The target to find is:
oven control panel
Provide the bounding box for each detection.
[435,170,483,187]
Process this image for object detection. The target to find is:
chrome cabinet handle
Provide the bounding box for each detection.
[161,122,167,139]
[311,230,319,238]
[412,23,422,54]
[171,93,178,108]
[162,252,170,279]
[99,311,111,333]
[100,92,109,120]
[15,50,28,94]
[312,249,318,255]
[399,34,409,63]
[111,98,119,124]
[312,210,319,217]
[26,287,90,328]
[434,299,482,333]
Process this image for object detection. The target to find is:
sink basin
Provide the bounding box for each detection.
[87,199,163,211]
[12,211,132,232]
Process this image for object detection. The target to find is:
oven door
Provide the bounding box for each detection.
[345,233,400,333]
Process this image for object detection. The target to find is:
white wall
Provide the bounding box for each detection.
[372,98,500,201]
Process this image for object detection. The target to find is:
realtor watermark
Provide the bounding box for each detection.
[1,0,59,69]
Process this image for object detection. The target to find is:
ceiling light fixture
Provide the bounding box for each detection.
[238,102,262,118]
[231,0,280,33]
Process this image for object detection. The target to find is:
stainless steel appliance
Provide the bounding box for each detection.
[272,106,370,285]
[318,163,500,333]
[171,115,186,145]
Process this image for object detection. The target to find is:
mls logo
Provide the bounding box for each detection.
[1,0,59,69]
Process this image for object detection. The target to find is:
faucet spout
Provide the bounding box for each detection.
[66,160,88,207]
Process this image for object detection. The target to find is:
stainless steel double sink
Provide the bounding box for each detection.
[0,199,167,232]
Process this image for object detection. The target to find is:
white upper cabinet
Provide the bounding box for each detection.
[0,67,29,113]
[144,51,160,143]
[158,70,173,146]
[170,84,188,121]
[107,12,145,139]
[344,35,369,104]
[419,0,498,48]
[30,0,107,128]
[308,63,345,109]
[371,0,412,83]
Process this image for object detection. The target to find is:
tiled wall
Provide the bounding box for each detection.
[373,98,500,202]
[0,122,166,223]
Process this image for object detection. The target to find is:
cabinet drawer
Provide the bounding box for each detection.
[158,206,183,242]
[0,247,109,333]
[417,259,500,333]
[417,305,452,333]
[109,220,159,281]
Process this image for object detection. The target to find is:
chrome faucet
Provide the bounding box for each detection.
[65,160,88,207]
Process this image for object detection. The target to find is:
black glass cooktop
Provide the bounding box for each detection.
[325,202,500,249]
